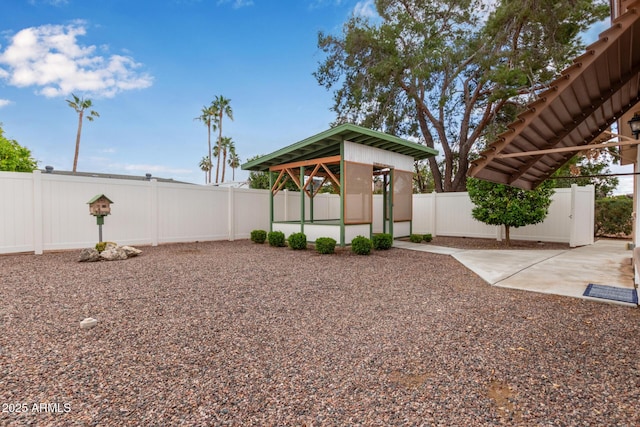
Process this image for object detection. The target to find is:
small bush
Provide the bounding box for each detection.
[595,196,632,237]
[409,234,423,243]
[423,233,433,242]
[372,233,393,250]
[267,231,286,247]
[95,241,116,253]
[250,229,267,244]
[351,235,373,255]
[288,232,307,250]
[315,237,336,254]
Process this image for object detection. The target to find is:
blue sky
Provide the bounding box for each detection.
[1,0,631,192]
[1,0,378,184]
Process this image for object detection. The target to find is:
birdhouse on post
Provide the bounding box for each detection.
[87,194,113,242]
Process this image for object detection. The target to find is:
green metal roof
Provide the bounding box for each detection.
[241,123,438,172]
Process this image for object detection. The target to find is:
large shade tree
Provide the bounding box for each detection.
[315,0,609,192]
[66,93,99,172]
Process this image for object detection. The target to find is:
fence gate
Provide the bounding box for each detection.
[569,184,595,247]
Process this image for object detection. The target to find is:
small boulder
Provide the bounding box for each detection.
[78,248,101,262]
[100,246,128,261]
[121,245,142,257]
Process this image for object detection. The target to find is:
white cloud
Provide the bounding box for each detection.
[0,99,11,108]
[353,0,377,18]
[0,22,153,98]
[217,0,254,8]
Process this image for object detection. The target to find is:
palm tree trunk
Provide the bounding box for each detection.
[207,125,212,184]
[215,119,222,184]
[72,110,84,172]
[221,148,227,183]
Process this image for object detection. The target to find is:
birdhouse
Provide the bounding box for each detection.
[87,194,113,216]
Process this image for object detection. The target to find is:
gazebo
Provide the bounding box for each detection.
[241,123,438,246]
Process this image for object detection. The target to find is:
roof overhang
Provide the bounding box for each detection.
[241,123,438,172]
[469,0,640,190]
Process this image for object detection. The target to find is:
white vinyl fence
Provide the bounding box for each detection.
[0,171,594,254]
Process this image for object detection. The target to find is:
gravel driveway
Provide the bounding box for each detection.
[1,240,639,426]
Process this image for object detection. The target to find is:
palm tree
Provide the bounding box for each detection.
[211,95,233,184]
[199,156,212,184]
[228,151,241,182]
[220,136,234,183]
[66,93,99,172]
[194,105,217,184]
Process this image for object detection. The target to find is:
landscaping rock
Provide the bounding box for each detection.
[121,245,142,257]
[80,317,98,329]
[78,248,101,262]
[100,246,129,261]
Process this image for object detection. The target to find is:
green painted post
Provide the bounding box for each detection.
[339,143,345,247]
[300,165,305,234]
[382,172,388,234]
[269,170,274,232]
[389,169,394,240]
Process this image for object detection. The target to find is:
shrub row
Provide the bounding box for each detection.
[410,233,432,243]
[595,195,632,237]
[250,230,397,255]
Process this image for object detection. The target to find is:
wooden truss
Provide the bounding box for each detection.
[269,155,341,196]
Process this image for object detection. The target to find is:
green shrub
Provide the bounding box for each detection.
[250,229,267,244]
[267,231,286,247]
[95,241,116,253]
[351,235,373,255]
[595,195,633,236]
[409,234,423,243]
[315,237,336,254]
[372,233,393,250]
[423,233,433,242]
[288,232,307,250]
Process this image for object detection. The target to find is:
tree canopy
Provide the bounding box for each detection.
[0,125,38,172]
[315,0,609,192]
[467,177,555,246]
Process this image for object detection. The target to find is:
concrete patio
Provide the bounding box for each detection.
[394,239,636,306]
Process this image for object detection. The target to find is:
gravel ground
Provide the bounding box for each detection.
[1,240,640,426]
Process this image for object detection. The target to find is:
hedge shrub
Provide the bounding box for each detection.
[372,233,393,250]
[315,237,336,254]
[267,231,286,247]
[351,235,373,255]
[423,233,433,242]
[595,196,632,237]
[409,234,423,243]
[250,229,267,244]
[288,232,307,250]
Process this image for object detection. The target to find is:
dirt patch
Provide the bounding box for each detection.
[406,236,572,250]
[487,379,522,422]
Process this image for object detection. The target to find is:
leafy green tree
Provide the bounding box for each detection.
[0,125,38,172]
[195,105,217,184]
[212,95,233,184]
[552,152,619,199]
[66,93,99,172]
[467,177,555,246]
[315,0,608,192]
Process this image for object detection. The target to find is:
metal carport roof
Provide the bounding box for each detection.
[469,0,640,190]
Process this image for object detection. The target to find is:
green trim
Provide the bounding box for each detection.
[269,171,274,232]
[300,165,305,234]
[389,169,394,240]
[241,123,438,172]
[339,142,345,247]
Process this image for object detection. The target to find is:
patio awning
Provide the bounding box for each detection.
[468,0,640,190]
[241,123,438,172]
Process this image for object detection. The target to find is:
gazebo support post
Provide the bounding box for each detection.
[269,171,274,232]
[388,168,394,240]
[300,165,305,234]
[339,143,345,247]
